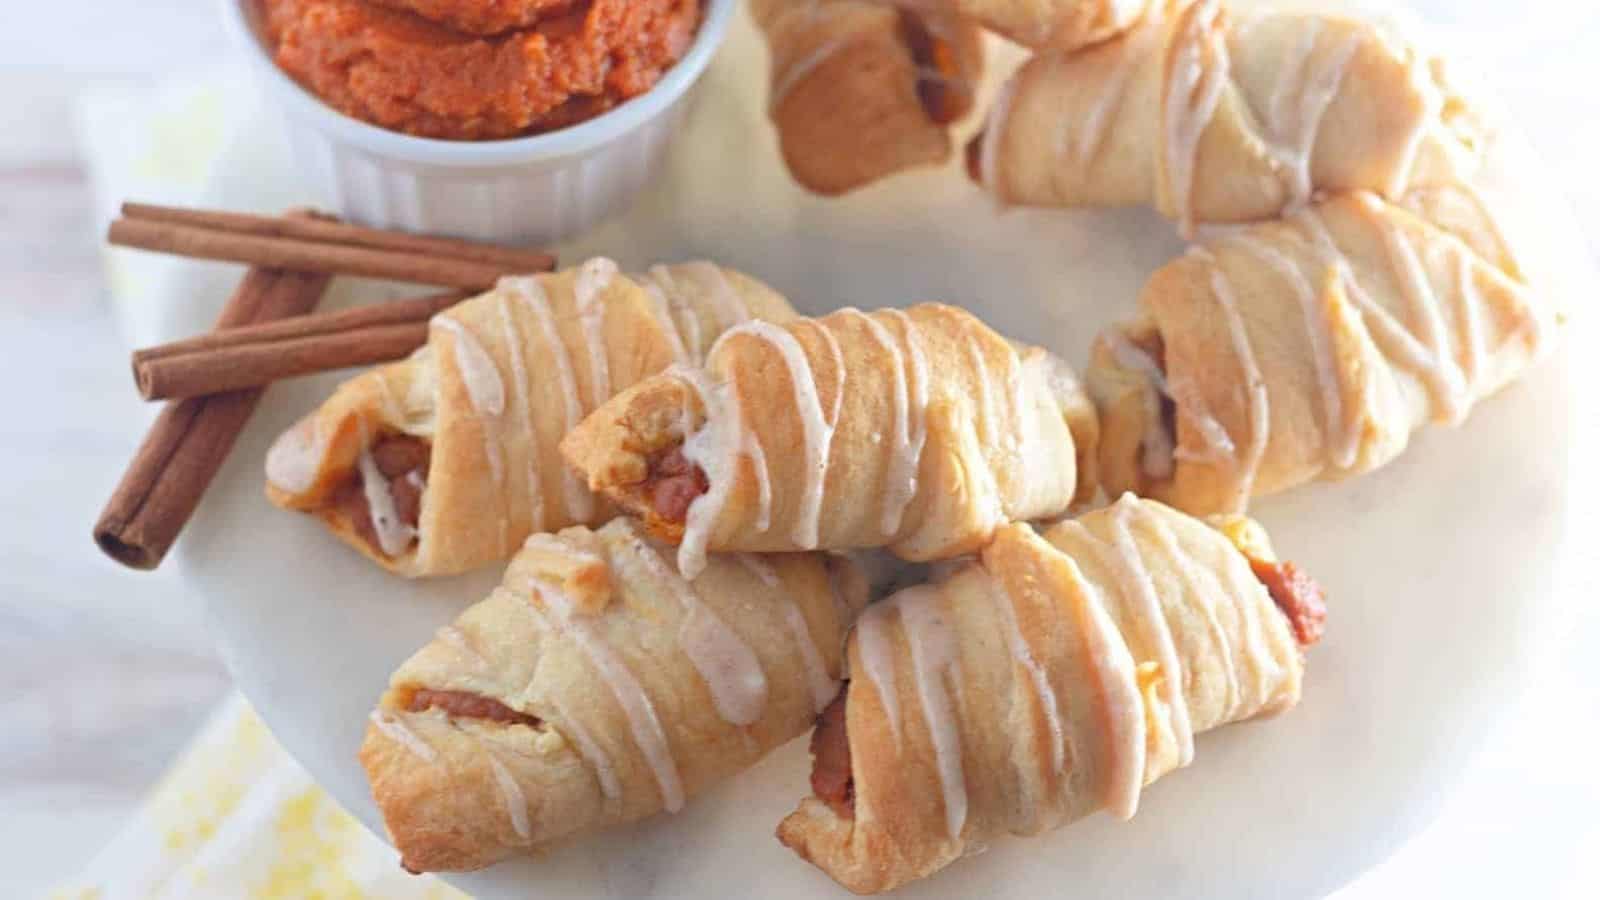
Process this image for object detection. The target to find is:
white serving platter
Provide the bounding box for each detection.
[178,3,1587,897]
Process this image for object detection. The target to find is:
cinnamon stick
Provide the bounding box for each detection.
[133,290,466,400]
[108,218,526,290]
[94,266,333,570]
[121,203,555,273]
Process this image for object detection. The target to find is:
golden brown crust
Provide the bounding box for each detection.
[974,2,1489,228]
[752,0,984,195]
[779,498,1310,893]
[561,303,1098,563]
[360,520,870,871]
[1087,191,1552,517]
[264,261,796,577]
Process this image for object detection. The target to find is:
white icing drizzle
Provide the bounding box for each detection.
[1057,522,1147,820]
[849,309,929,537]
[642,281,692,366]
[1263,23,1361,211]
[855,602,903,747]
[989,577,1067,777]
[496,294,546,532]
[642,266,703,365]
[1453,249,1485,389]
[551,696,621,802]
[1195,250,1270,512]
[487,753,532,841]
[1060,18,1160,166]
[357,445,416,557]
[527,585,684,812]
[883,309,931,532]
[1097,495,1195,766]
[687,261,751,331]
[369,710,436,762]
[965,336,1000,452]
[265,417,322,494]
[741,554,837,714]
[1375,212,1471,424]
[1163,0,1230,237]
[1292,206,1466,419]
[1229,235,1357,469]
[504,276,595,523]
[431,316,506,417]
[674,365,769,579]
[574,258,619,406]
[894,586,968,841]
[960,336,1007,528]
[1104,330,1177,479]
[432,314,506,499]
[1139,507,1240,711]
[616,530,769,727]
[1384,40,1441,201]
[729,320,840,549]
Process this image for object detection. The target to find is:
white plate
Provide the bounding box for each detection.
[181,4,1586,898]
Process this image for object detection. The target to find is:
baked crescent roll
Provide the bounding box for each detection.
[559,303,1100,577]
[777,494,1325,893]
[264,259,796,577]
[360,518,870,872]
[967,0,1489,235]
[1087,187,1553,517]
[883,0,1165,50]
[753,0,984,195]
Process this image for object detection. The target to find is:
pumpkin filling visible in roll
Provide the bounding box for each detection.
[809,687,855,818]
[331,432,431,558]
[406,688,542,728]
[898,11,968,125]
[647,445,709,525]
[1129,330,1179,482]
[1248,557,1328,648]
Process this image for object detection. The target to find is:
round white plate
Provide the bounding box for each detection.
[182,4,1586,898]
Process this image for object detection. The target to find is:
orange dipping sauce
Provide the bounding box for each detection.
[263,0,703,141]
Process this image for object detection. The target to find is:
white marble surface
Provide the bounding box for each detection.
[1,1,1596,897]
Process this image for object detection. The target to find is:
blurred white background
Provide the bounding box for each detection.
[0,0,1595,897]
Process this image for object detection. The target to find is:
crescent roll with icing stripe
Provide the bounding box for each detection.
[777,495,1325,893]
[1087,187,1556,517]
[754,0,984,195]
[264,260,796,577]
[360,519,870,872]
[968,0,1489,235]
[559,303,1100,577]
[881,0,1166,50]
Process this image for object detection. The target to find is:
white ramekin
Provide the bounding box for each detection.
[220,0,736,244]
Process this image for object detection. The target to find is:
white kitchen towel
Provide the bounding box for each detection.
[47,694,466,900]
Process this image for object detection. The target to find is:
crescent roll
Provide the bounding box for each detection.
[1087,187,1554,517]
[559,303,1100,577]
[968,0,1489,235]
[778,494,1325,893]
[884,0,1165,50]
[754,0,984,195]
[264,259,796,577]
[360,518,870,872]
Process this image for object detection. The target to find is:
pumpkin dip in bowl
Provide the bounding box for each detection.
[262,0,703,141]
